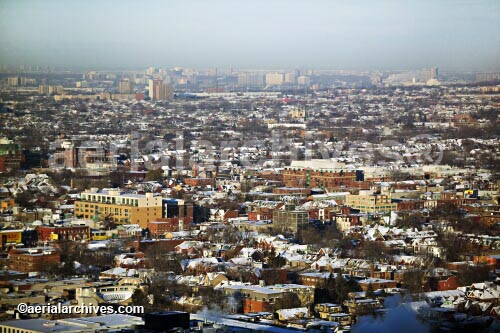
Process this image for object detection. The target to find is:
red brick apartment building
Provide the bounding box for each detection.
[9,247,61,273]
[247,201,284,221]
[147,218,184,237]
[282,168,360,190]
[273,187,311,195]
[242,287,283,313]
[37,225,90,242]
[184,177,214,187]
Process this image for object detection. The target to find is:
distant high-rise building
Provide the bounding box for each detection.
[148,79,155,99]
[430,67,439,80]
[51,85,63,95]
[118,79,133,94]
[219,68,233,76]
[146,67,156,75]
[7,77,19,87]
[38,85,64,95]
[370,74,382,86]
[76,81,88,88]
[265,72,284,86]
[237,73,265,88]
[159,83,174,101]
[85,71,103,81]
[297,76,311,86]
[20,77,36,86]
[148,79,173,101]
[475,73,500,82]
[284,72,297,84]
[38,85,50,95]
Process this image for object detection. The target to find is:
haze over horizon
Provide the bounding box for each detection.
[1,0,499,71]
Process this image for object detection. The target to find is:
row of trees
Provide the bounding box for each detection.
[39,240,118,279]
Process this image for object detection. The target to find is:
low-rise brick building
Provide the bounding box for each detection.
[37,225,90,242]
[148,218,181,237]
[9,247,60,273]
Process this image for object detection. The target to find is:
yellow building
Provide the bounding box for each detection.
[346,191,397,213]
[74,189,162,228]
[1,198,15,212]
[0,229,22,248]
[289,108,306,119]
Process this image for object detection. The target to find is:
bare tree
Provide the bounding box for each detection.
[402,270,426,296]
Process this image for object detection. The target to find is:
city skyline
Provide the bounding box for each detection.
[1,0,499,71]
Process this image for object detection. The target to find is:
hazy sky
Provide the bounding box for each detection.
[1,0,499,70]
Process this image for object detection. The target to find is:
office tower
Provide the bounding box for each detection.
[146,67,156,75]
[118,79,133,94]
[265,72,284,86]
